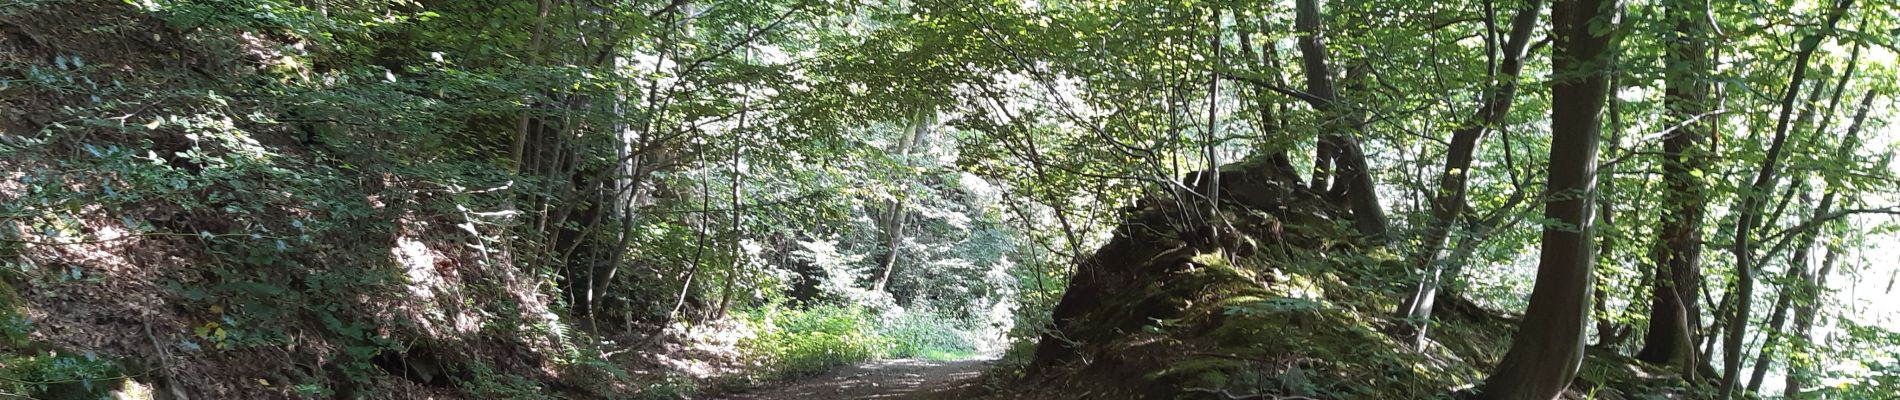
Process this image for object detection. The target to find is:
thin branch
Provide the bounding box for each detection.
[1220,70,1334,109]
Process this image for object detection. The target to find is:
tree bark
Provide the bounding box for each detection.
[510,0,553,173]
[1396,0,1543,341]
[1783,243,1839,400]
[1634,0,1712,373]
[1476,0,1616,396]
[1236,16,1300,183]
[1294,0,1389,242]
[1717,2,1853,398]
[873,110,933,293]
[1783,90,1874,399]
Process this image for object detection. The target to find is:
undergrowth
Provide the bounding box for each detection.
[0,276,127,400]
[737,304,889,380]
[734,303,987,383]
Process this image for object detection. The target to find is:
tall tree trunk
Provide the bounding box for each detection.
[1717,2,1853,398]
[1476,0,1616,396]
[1783,90,1874,399]
[714,85,751,321]
[1204,8,1223,206]
[510,0,553,173]
[1743,39,1862,393]
[1293,0,1389,242]
[1395,0,1543,341]
[1743,269,1800,391]
[1236,15,1299,183]
[1592,62,1626,348]
[873,110,933,293]
[1784,244,1839,400]
[1635,0,1712,373]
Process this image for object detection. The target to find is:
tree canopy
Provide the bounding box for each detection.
[2,0,1900,398]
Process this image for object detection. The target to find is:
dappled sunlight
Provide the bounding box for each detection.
[725,358,992,400]
[3,0,1899,398]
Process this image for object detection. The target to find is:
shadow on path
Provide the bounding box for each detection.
[722,358,991,400]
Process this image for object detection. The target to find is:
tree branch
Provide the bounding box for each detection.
[1219,71,1334,109]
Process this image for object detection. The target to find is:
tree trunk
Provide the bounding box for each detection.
[714,89,751,321]
[1634,0,1711,374]
[510,0,553,173]
[1293,0,1388,242]
[1744,270,1799,391]
[1783,90,1874,399]
[1784,243,1839,399]
[1476,0,1616,397]
[1236,17,1299,183]
[1744,39,1863,393]
[1592,69,1625,348]
[873,109,933,293]
[1396,0,1543,341]
[1717,2,1852,398]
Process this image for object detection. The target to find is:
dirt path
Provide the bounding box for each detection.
[722,358,991,400]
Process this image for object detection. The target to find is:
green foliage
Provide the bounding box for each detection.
[0,283,125,399]
[633,372,703,400]
[1809,320,1900,399]
[738,304,890,380]
[0,347,125,400]
[5,0,1900,396]
[731,302,989,388]
[455,362,559,400]
[879,305,981,360]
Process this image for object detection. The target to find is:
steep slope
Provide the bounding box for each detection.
[0,2,635,398]
[1014,158,1691,399]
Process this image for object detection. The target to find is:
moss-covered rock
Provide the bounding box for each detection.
[1018,158,1697,399]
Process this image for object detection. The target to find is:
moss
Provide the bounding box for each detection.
[1149,358,1246,389]
[1029,167,1701,399]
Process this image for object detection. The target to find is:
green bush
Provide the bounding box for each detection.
[0,348,125,400]
[634,372,701,400]
[879,307,979,360]
[456,362,557,400]
[738,304,890,379]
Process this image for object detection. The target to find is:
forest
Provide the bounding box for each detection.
[1,0,1899,399]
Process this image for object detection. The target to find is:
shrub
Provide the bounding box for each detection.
[879,306,979,360]
[738,304,889,379]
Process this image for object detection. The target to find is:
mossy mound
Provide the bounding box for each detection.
[1019,158,1690,399]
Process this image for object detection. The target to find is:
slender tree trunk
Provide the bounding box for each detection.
[1396,0,1543,342]
[1204,8,1223,206]
[1702,288,1729,358]
[511,0,553,173]
[1743,40,1863,393]
[669,143,714,321]
[1441,186,1530,295]
[1744,271,1799,390]
[1476,0,1616,396]
[1783,90,1874,399]
[1717,3,1853,398]
[1784,244,1839,399]
[1593,63,1626,348]
[1293,0,1388,242]
[873,110,932,293]
[715,83,751,321]
[1236,18,1298,182]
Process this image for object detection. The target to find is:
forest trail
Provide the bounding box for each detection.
[723,358,991,400]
